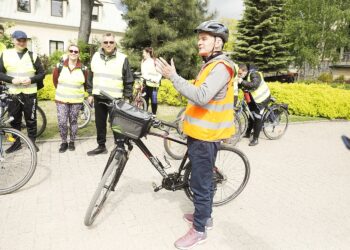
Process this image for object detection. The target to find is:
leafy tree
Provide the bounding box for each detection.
[284,0,350,69]
[233,0,293,72]
[120,0,211,79]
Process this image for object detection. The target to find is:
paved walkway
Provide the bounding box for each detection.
[1,121,350,250]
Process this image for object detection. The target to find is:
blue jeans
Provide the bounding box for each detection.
[187,137,220,232]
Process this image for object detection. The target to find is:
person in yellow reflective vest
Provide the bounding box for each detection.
[156,20,236,249]
[141,47,162,114]
[238,63,271,146]
[0,30,45,153]
[86,33,134,156]
[53,44,88,153]
[0,25,6,56]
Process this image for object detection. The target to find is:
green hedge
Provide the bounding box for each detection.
[268,82,350,119]
[38,75,350,119]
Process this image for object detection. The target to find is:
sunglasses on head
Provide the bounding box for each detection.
[69,49,79,54]
[103,41,115,45]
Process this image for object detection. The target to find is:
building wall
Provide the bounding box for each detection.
[331,67,350,80]
[0,0,126,55]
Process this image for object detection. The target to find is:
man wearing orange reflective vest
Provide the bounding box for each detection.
[156,20,236,249]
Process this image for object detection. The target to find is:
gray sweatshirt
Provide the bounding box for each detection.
[169,54,234,106]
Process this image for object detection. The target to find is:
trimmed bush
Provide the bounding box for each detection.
[268,82,350,119]
[38,74,55,100]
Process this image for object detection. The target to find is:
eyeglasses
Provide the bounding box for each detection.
[103,41,115,45]
[69,49,79,54]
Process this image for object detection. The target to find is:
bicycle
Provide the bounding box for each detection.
[0,85,38,195]
[163,107,242,160]
[235,96,289,140]
[84,90,250,226]
[77,99,93,129]
[131,72,147,111]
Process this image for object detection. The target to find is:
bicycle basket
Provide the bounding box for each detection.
[109,99,153,139]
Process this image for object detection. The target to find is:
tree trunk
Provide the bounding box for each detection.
[78,0,94,43]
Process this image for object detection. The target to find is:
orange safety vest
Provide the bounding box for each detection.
[183,60,235,141]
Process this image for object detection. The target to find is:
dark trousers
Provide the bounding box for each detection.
[94,95,124,146]
[187,137,220,232]
[247,97,270,139]
[144,85,158,114]
[8,93,37,142]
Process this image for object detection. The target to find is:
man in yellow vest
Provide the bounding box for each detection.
[238,64,271,146]
[86,33,134,155]
[156,20,236,249]
[0,25,6,56]
[0,30,45,153]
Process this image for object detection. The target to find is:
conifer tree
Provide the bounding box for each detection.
[233,0,293,72]
[121,0,210,78]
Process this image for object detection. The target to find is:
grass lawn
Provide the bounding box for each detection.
[36,100,333,141]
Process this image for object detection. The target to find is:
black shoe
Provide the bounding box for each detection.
[68,142,75,151]
[87,145,107,156]
[59,142,68,153]
[249,138,259,146]
[5,141,22,154]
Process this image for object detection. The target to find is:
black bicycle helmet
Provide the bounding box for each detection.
[194,20,229,43]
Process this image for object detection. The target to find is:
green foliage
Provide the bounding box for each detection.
[284,0,350,68]
[120,0,211,79]
[77,40,98,67]
[317,72,333,83]
[0,22,15,48]
[38,75,55,101]
[220,18,238,52]
[232,0,293,72]
[158,79,187,106]
[268,82,350,119]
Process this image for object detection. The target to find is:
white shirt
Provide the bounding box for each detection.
[141,58,162,83]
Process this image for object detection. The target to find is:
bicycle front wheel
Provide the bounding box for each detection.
[183,144,250,206]
[84,149,126,226]
[263,105,289,140]
[0,128,37,195]
[78,101,92,129]
[36,106,47,138]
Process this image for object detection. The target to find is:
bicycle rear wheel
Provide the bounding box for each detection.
[263,105,289,140]
[183,144,250,206]
[237,110,249,137]
[163,108,187,160]
[0,128,37,195]
[78,100,92,129]
[84,149,126,226]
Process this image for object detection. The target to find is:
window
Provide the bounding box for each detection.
[51,0,63,17]
[49,40,64,55]
[92,5,99,22]
[17,0,31,13]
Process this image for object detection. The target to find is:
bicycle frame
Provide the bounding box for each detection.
[108,123,189,192]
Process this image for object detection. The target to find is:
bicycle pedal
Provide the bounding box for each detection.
[152,182,162,192]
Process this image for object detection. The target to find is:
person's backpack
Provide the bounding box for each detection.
[57,60,87,78]
[28,51,44,90]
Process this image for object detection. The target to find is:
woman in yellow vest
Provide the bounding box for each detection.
[53,44,88,153]
[156,20,235,249]
[141,47,162,114]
